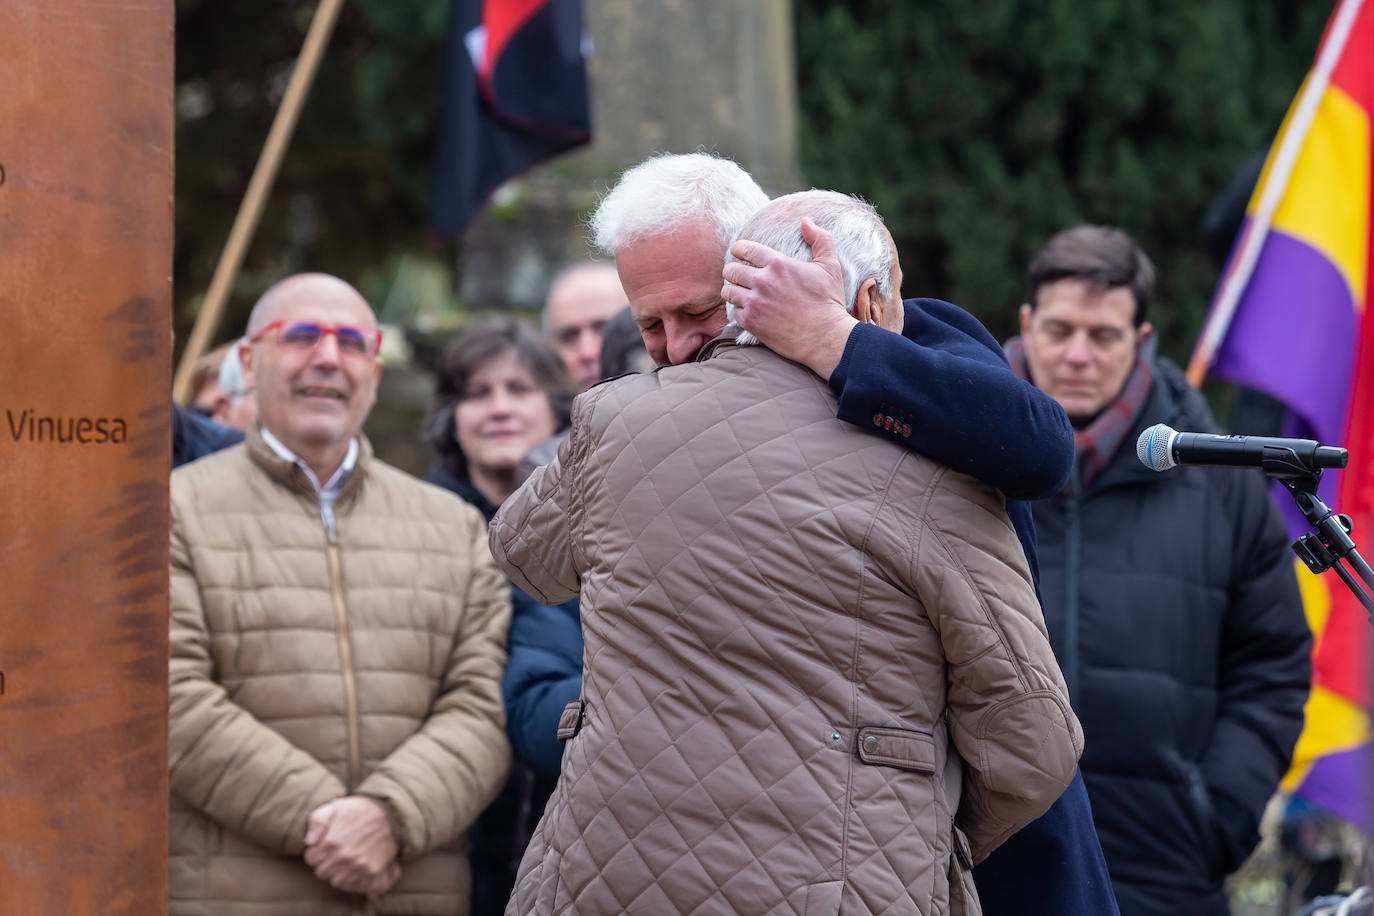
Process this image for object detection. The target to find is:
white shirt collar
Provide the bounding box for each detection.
[259,426,358,499]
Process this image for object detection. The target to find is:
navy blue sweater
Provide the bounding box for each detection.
[831,299,1117,916]
[171,403,243,468]
[831,299,1073,501]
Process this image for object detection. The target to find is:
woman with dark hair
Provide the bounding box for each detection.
[426,317,574,509]
[424,317,580,916]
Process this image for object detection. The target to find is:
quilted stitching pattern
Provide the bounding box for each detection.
[492,347,1081,915]
[168,434,512,914]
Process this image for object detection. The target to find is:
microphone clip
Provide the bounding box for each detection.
[1259,444,1327,481]
[1292,515,1354,574]
[1279,473,1374,623]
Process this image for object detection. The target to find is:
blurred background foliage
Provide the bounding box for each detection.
[175,0,1329,368]
[793,0,1329,360]
[174,0,453,348]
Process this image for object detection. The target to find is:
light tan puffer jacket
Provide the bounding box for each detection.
[491,341,1082,916]
[169,428,512,916]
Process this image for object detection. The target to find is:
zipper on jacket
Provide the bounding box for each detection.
[324,508,362,789]
[1063,467,1081,708]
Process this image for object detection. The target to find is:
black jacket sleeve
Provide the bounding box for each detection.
[829,299,1073,500]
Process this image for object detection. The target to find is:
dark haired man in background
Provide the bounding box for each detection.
[1006,224,1310,915]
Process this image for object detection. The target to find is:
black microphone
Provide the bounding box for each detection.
[1137,423,1348,472]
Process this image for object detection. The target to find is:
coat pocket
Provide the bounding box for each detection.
[1172,756,1227,878]
[797,879,842,915]
[556,699,585,741]
[851,726,941,908]
[856,725,936,773]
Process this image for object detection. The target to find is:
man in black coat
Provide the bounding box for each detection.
[1006,224,1312,915]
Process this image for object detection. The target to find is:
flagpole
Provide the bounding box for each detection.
[172,0,348,404]
[1186,0,1366,388]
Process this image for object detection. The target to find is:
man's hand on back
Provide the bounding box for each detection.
[304,795,401,898]
[722,217,858,381]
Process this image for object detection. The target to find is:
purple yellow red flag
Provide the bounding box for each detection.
[1190,0,1372,832]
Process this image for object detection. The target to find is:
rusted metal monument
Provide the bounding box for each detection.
[0,2,173,912]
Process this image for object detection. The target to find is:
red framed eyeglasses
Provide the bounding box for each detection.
[249,320,383,357]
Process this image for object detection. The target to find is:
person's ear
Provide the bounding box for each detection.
[1019,303,1033,337]
[852,278,878,325]
[212,395,232,427]
[869,295,890,331]
[1136,321,1155,351]
[237,339,255,384]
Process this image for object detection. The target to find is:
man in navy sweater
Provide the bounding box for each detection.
[505,152,1117,914]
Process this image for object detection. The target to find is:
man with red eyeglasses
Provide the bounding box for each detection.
[167,272,513,915]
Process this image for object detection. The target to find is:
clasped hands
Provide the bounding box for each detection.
[305,795,401,898]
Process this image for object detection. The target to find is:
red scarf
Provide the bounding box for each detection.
[1005,337,1153,494]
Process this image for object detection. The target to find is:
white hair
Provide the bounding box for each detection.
[590,152,770,255]
[218,341,251,401]
[726,190,893,345]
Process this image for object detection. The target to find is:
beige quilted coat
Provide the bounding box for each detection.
[490,341,1083,916]
[169,428,512,915]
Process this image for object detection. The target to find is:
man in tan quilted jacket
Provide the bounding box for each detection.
[168,273,512,915]
[490,193,1082,915]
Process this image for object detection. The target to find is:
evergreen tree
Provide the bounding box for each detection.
[794,0,1328,360]
[174,0,448,344]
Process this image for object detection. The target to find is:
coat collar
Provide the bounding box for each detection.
[245,423,372,507]
[696,322,751,363]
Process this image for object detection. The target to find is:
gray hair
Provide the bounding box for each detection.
[726,190,893,345]
[590,152,770,255]
[218,341,251,401]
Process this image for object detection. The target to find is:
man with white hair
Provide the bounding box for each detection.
[541,261,627,392]
[590,154,769,368]
[491,191,1082,914]
[602,151,1116,904]
[592,152,1122,916]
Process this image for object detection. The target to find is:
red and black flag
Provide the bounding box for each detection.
[431,0,591,238]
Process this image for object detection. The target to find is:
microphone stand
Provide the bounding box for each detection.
[1261,446,1374,623]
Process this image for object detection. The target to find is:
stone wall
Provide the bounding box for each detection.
[457,0,801,313]
[377,0,802,476]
